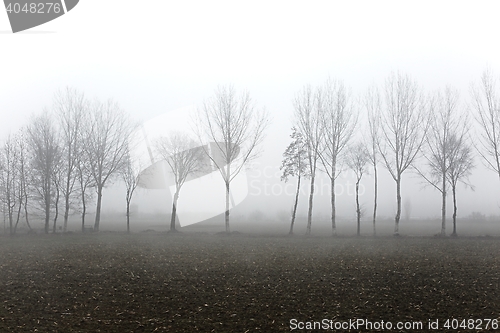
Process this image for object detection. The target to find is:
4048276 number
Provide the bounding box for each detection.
[5,2,61,14]
[443,318,498,330]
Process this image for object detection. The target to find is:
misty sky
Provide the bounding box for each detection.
[2,1,500,226]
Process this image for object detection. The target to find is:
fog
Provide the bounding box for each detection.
[2,1,500,235]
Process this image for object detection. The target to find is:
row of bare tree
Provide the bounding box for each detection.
[4,70,499,236]
[1,86,270,235]
[126,86,269,234]
[0,88,134,234]
[282,71,500,237]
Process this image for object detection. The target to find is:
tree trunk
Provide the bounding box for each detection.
[331,177,336,236]
[13,214,20,234]
[441,174,446,236]
[81,188,86,232]
[373,163,377,236]
[14,199,22,235]
[394,177,401,235]
[8,208,13,236]
[45,186,50,234]
[331,156,337,236]
[63,193,70,232]
[356,180,361,236]
[24,191,31,230]
[63,171,71,232]
[289,175,301,235]
[451,184,458,237]
[126,197,130,233]
[306,173,315,235]
[81,206,86,232]
[225,181,230,233]
[20,161,31,231]
[94,186,102,232]
[53,190,59,233]
[224,163,231,234]
[170,191,179,232]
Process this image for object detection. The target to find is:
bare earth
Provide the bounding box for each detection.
[0,232,499,332]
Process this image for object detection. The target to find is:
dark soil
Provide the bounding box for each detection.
[0,232,499,332]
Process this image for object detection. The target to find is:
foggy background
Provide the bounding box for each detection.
[2,1,500,234]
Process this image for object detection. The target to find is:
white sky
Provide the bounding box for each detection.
[2,1,500,226]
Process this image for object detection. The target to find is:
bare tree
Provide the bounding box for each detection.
[280,127,309,235]
[345,142,369,236]
[82,99,134,232]
[318,79,357,236]
[51,163,63,233]
[364,86,381,235]
[155,132,207,232]
[14,129,31,232]
[415,88,465,236]
[54,87,87,232]
[76,155,95,232]
[447,134,475,237]
[378,72,429,235]
[121,150,140,233]
[26,112,61,234]
[0,135,19,235]
[471,70,500,180]
[196,86,269,233]
[294,85,323,235]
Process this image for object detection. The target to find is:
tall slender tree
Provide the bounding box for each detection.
[83,99,134,232]
[447,134,475,236]
[14,129,31,232]
[76,154,94,232]
[378,72,429,235]
[26,112,61,234]
[415,88,465,236]
[364,86,381,235]
[51,163,63,233]
[294,85,323,235]
[54,87,87,232]
[0,135,19,235]
[318,79,357,236]
[196,86,268,233]
[155,132,206,232]
[121,150,140,233]
[0,131,32,234]
[346,142,369,236]
[280,127,309,235]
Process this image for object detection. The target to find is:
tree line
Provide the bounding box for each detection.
[281,70,500,237]
[0,86,269,235]
[0,88,134,234]
[1,70,499,236]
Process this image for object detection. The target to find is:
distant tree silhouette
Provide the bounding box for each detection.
[121,149,140,233]
[280,127,309,234]
[294,85,323,235]
[26,112,61,234]
[346,142,369,236]
[54,87,87,232]
[318,79,357,236]
[446,134,475,236]
[364,86,381,235]
[196,86,269,233]
[378,72,429,235]
[415,87,466,236]
[471,70,500,180]
[155,132,206,232]
[82,100,135,232]
[0,135,19,235]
